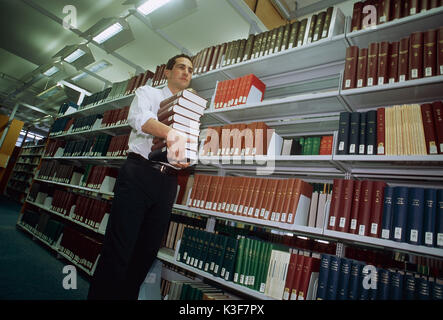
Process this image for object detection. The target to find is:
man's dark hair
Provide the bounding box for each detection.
[166,54,193,70]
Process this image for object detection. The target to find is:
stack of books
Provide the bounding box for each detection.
[149,89,208,163]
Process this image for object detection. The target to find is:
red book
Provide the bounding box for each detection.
[398,37,410,82]
[367,42,379,86]
[297,255,320,300]
[388,42,399,83]
[343,46,359,89]
[392,0,403,20]
[378,0,392,24]
[327,179,344,231]
[283,252,298,300]
[424,29,438,77]
[351,2,363,32]
[356,48,368,88]
[432,101,443,154]
[438,27,443,75]
[420,103,439,154]
[377,41,390,85]
[368,181,387,238]
[357,180,374,237]
[336,179,355,233]
[290,254,305,300]
[409,31,424,80]
[409,0,420,15]
[349,180,363,234]
[377,107,386,155]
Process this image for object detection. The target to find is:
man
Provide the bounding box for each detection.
[88,54,194,300]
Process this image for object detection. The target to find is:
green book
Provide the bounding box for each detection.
[239,237,251,285]
[258,241,272,293]
[297,18,308,47]
[288,21,300,49]
[213,235,228,277]
[304,137,313,155]
[274,25,285,53]
[204,233,216,273]
[198,231,210,270]
[247,239,259,288]
[222,237,239,282]
[312,136,321,155]
[233,236,246,283]
[243,34,255,61]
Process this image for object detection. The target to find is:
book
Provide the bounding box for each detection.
[432,101,443,154]
[357,48,368,88]
[409,31,424,80]
[351,2,363,32]
[389,41,400,83]
[377,41,390,85]
[423,188,437,247]
[367,42,379,86]
[377,108,386,155]
[381,186,395,240]
[421,103,439,154]
[337,112,351,155]
[399,37,410,82]
[392,186,409,242]
[366,110,377,155]
[424,29,438,77]
[369,181,387,238]
[349,112,360,154]
[407,187,425,245]
[336,179,354,233]
[343,46,359,89]
[439,27,443,75]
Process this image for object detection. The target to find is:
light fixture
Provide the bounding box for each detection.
[137,0,171,16]
[43,66,60,77]
[53,44,95,70]
[64,48,86,63]
[84,18,134,52]
[92,22,124,44]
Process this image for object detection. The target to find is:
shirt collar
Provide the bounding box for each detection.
[162,85,173,99]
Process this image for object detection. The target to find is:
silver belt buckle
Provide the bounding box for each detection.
[160,165,166,173]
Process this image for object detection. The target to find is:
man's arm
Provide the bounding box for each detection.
[141,118,172,140]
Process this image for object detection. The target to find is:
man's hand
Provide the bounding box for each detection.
[166,129,191,169]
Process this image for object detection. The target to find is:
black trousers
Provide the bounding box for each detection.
[87,156,177,300]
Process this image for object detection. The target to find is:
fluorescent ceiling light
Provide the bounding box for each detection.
[93,22,124,44]
[88,61,110,73]
[72,72,87,82]
[137,0,171,16]
[64,49,86,63]
[43,66,59,76]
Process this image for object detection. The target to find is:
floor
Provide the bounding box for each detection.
[0,195,90,300]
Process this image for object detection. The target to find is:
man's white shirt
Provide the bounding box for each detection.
[127,85,174,163]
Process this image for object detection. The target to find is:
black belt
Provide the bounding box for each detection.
[127,152,179,175]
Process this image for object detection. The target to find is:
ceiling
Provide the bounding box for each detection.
[0,0,349,133]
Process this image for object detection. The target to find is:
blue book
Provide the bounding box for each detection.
[326,255,341,300]
[368,267,381,300]
[431,278,443,300]
[389,270,404,300]
[423,189,437,247]
[417,276,431,300]
[407,187,425,245]
[377,268,390,300]
[337,258,352,300]
[348,260,364,300]
[359,264,370,300]
[392,186,409,242]
[316,254,331,300]
[381,186,395,240]
[404,273,417,300]
[437,189,443,248]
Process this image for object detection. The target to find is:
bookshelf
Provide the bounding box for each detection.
[15,3,443,300]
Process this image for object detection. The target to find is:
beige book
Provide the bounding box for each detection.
[315,192,328,229]
[308,191,319,227]
[385,107,390,155]
[409,104,418,155]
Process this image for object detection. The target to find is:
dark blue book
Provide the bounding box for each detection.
[381,186,395,240]
[359,264,370,300]
[358,111,367,154]
[377,268,391,300]
[431,278,443,300]
[417,276,431,300]
[423,188,437,247]
[407,187,425,245]
[437,189,443,248]
[366,110,377,155]
[337,112,351,155]
[392,186,409,242]
[348,260,364,300]
[316,254,331,300]
[349,112,360,154]
[337,258,352,300]
[389,271,404,300]
[326,255,341,300]
[368,267,381,300]
[404,273,417,300]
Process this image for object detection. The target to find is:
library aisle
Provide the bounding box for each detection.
[0,195,89,300]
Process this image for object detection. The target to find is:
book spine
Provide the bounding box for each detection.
[388,41,400,83]
[424,29,438,77]
[357,48,368,88]
[423,188,437,247]
[432,101,443,154]
[377,41,389,85]
[337,112,351,155]
[377,108,386,155]
[407,187,425,245]
[366,110,377,155]
[399,37,410,82]
[392,186,409,242]
[439,27,443,75]
[343,46,359,90]
[349,112,360,154]
[367,42,379,86]
[369,181,386,238]
[420,103,439,154]
[409,32,424,80]
[437,189,443,248]
[381,186,395,239]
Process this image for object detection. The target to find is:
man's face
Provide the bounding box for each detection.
[165,57,193,91]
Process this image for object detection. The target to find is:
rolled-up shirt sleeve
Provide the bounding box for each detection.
[127,88,157,136]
